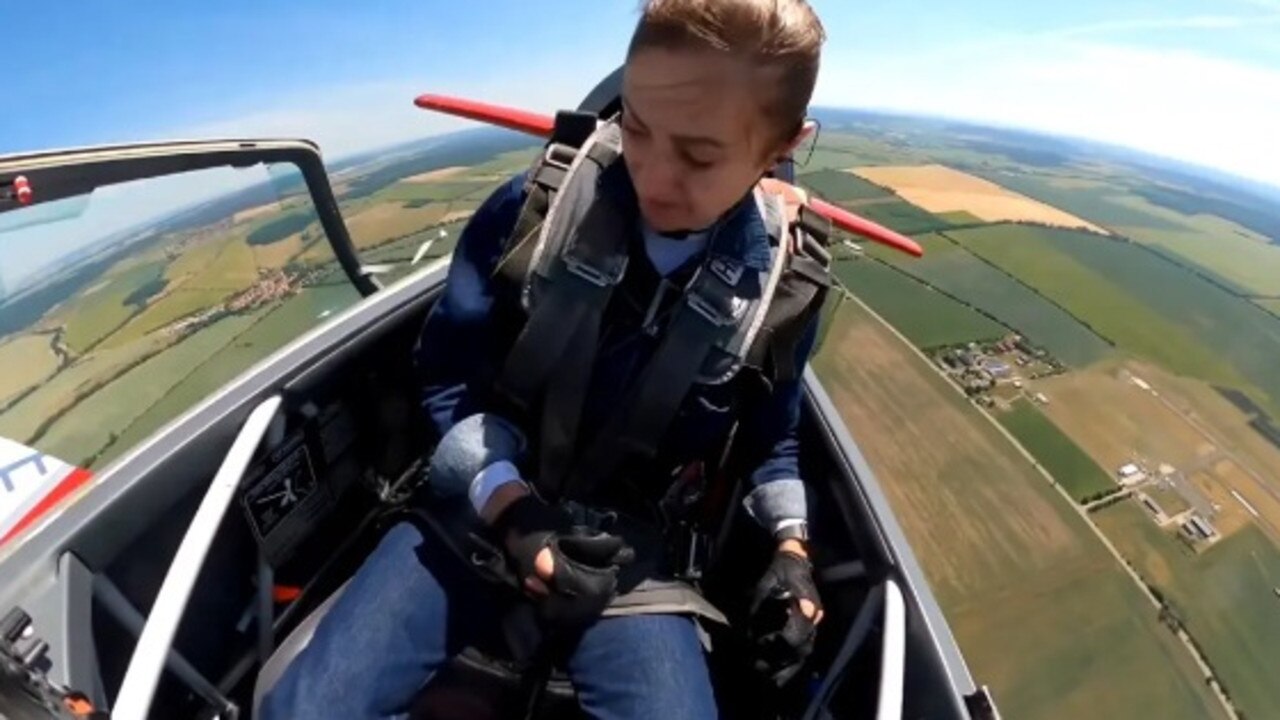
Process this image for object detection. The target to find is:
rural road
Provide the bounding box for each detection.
[842,290,1241,720]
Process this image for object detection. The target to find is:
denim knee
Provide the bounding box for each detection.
[426,412,527,498]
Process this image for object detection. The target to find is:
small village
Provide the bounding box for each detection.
[163,267,319,338]
[931,333,1063,408]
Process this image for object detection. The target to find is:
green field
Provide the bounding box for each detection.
[358,222,464,287]
[103,285,360,465]
[979,172,1187,231]
[376,179,497,203]
[184,236,260,291]
[1118,215,1280,297]
[871,233,1113,366]
[832,258,1005,348]
[37,312,268,466]
[167,234,233,279]
[949,224,1280,417]
[105,287,233,348]
[801,141,927,171]
[796,169,893,202]
[997,398,1116,502]
[59,261,166,353]
[0,335,171,444]
[813,300,1227,720]
[246,209,316,246]
[849,198,954,235]
[0,334,59,406]
[459,148,538,176]
[345,202,451,250]
[1257,299,1280,316]
[975,172,1280,297]
[1096,501,1280,720]
[947,556,1222,720]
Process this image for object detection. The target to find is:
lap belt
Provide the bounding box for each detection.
[405,501,728,630]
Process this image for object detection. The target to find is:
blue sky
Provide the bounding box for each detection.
[2,1,1279,286]
[4,0,1279,180]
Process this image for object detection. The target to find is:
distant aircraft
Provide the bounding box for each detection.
[0,70,999,720]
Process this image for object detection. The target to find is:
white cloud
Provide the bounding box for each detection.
[817,38,1280,187]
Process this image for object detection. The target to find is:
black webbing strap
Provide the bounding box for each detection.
[567,263,742,497]
[765,253,831,382]
[533,280,611,494]
[495,187,550,293]
[497,278,609,412]
[494,128,623,406]
[796,203,832,247]
[494,144,575,292]
[496,125,630,492]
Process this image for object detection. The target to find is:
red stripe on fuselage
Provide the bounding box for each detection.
[0,468,93,546]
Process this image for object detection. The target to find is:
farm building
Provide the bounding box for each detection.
[1117,463,1146,485]
[982,358,1012,378]
[1181,514,1218,540]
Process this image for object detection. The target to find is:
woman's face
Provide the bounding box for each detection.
[621,47,798,233]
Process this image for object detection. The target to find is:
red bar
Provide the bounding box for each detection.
[414,94,555,138]
[811,198,923,257]
[413,93,923,257]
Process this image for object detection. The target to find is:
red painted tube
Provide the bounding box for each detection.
[810,197,923,257]
[414,94,555,138]
[414,93,923,257]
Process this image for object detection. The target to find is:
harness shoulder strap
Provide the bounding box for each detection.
[566,191,792,497]
[494,110,600,295]
[747,202,834,383]
[492,120,635,495]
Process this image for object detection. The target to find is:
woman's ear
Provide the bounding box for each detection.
[778,119,818,162]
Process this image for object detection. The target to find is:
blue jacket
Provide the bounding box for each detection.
[413,165,817,532]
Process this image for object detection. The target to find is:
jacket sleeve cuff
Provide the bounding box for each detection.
[468,461,526,515]
[742,478,808,532]
[426,412,527,498]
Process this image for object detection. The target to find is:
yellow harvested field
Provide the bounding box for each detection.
[852,164,1109,234]
[440,209,475,224]
[402,166,468,183]
[345,203,448,250]
[0,334,59,405]
[1035,359,1280,545]
[1035,362,1212,472]
[1187,469,1250,537]
[250,233,306,268]
[1209,458,1280,543]
[233,202,283,223]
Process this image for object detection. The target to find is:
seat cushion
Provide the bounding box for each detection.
[252,579,352,716]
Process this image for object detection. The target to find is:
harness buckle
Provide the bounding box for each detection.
[686,290,735,327]
[564,254,627,287]
[543,143,576,171]
[670,525,708,582]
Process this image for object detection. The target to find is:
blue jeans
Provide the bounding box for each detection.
[259,521,719,720]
